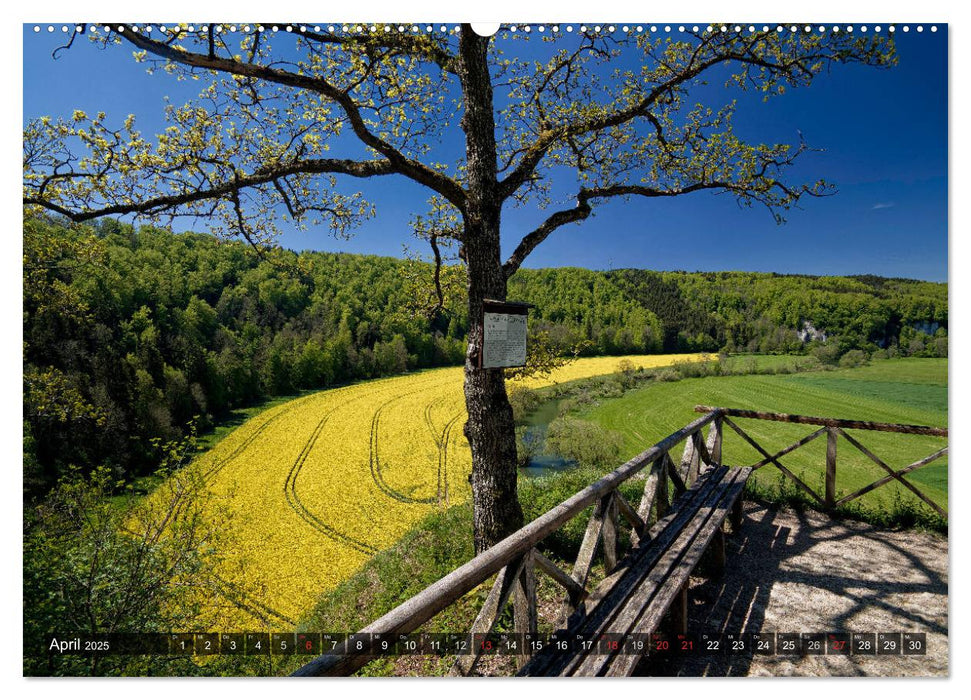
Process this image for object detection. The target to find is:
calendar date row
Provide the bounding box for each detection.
[46,631,926,657]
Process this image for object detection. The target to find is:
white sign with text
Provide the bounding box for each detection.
[482,311,527,368]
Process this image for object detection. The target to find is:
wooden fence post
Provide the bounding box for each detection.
[513,549,537,669]
[635,454,668,544]
[657,454,670,520]
[680,435,700,487]
[602,493,619,573]
[825,427,838,509]
[668,583,689,636]
[712,416,722,466]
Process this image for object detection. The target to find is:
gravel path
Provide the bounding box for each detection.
[637,502,948,677]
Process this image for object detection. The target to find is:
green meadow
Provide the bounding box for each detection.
[578,358,948,520]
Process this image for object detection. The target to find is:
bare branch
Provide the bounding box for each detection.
[25,156,395,223]
[114,25,466,209]
[503,176,820,278]
[286,24,459,75]
[498,30,893,202]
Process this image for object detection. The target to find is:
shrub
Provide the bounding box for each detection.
[599,378,625,399]
[544,417,625,468]
[23,437,220,676]
[838,349,869,368]
[655,368,679,382]
[515,426,538,468]
[811,341,842,366]
[617,359,638,389]
[507,385,541,424]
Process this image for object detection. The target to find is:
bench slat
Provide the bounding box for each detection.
[596,469,750,676]
[519,466,733,677]
[562,468,747,676]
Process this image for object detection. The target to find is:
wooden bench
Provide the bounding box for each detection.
[519,464,752,677]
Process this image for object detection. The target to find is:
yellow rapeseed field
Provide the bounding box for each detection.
[173,353,709,628]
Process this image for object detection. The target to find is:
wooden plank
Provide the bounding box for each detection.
[679,434,699,486]
[513,550,537,668]
[825,427,838,508]
[574,469,726,622]
[534,549,586,604]
[723,417,826,506]
[519,469,729,678]
[749,427,827,469]
[836,428,948,518]
[294,411,721,676]
[615,491,645,539]
[524,475,724,677]
[602,494,619,573]
[598,470,751,677]
[835,447,948,507]
[558,468,747,676]
[666,456,688,495]
[449,556,527,676]
[568,469,748,676]
[705,418,722,471]
[694,406,947,437]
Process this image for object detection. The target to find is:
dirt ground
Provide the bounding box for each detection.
[636,502,949,677]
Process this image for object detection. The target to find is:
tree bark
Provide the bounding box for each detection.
[458,26,525,554]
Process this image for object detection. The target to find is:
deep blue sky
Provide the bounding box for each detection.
[23,24,948,281]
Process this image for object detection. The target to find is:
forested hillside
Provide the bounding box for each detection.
[23,216,947,496]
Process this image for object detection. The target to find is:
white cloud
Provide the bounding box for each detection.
[871,202,895,210]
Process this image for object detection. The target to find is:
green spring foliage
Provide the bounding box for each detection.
[24,216,946,499]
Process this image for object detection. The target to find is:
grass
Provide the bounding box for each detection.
[719,353,822,374]
[578,358,947,528]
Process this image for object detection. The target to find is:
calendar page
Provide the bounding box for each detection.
[21,5,949,685]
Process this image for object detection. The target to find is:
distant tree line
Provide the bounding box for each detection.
[511,267,947,357]
[23,216,947,497]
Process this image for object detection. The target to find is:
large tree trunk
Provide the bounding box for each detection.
[458,26,525,554]
[462,225,524,555]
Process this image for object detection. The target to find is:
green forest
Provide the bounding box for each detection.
[23,215,947,498]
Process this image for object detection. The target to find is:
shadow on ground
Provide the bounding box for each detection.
[635,502,948,677]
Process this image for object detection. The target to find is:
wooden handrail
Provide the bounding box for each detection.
[292,410,720,677]
[694,406,947,437]
[698,406,947,519]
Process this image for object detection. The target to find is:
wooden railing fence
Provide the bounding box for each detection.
[694,406,948,518]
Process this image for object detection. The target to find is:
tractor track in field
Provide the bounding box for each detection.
[283,405,380,556]
[368,395,443,505]
[423,401,439,445]
[200,394,319,483]
[425,397,465,505]
[202,371,462,621]
[437,411,462,505]
[210,573,297,626]
[285,374,456,552]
